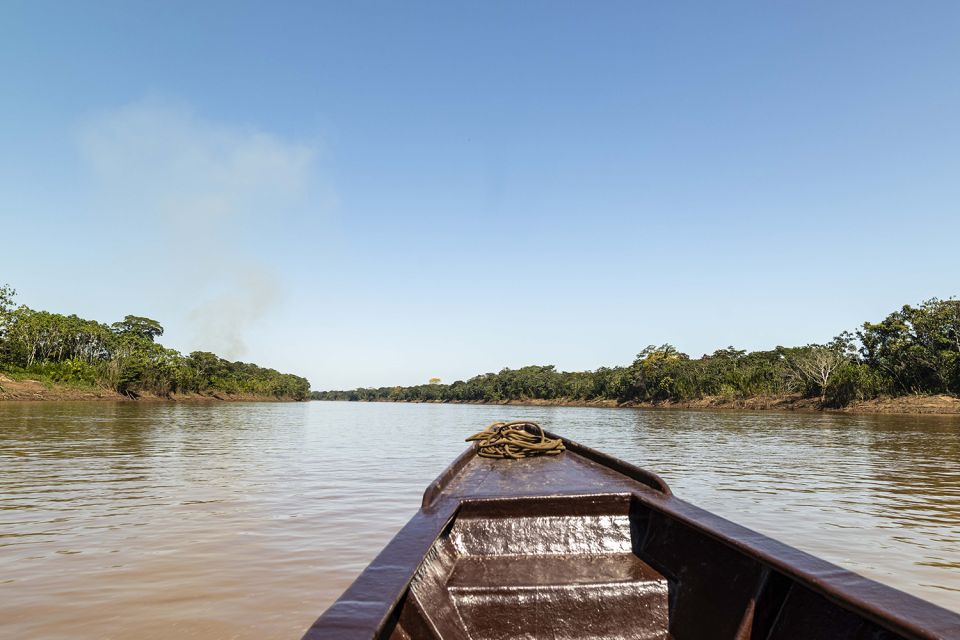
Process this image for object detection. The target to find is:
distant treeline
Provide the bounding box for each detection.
[313,298,960,408]
[0,284,310,400]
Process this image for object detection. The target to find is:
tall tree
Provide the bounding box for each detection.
[111,315,164,342]
[786,345,848,404]
[0,283,14,316]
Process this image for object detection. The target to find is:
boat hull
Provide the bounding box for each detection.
[303,429,960,640]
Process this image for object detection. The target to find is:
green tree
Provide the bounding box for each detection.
[0,283,15,316]
[111,315,164,342]
[859,299,960,394]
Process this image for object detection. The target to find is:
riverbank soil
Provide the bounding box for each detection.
[5,374,958,413]
[843,394,960,414]
[392,393,960,415]
[0,374,122,401]
[628,394,960,414]
[0,374,292,402]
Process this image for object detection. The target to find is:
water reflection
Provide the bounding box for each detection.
[0,401,957,639]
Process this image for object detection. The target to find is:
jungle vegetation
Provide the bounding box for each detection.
[0,284,310,400]
[313,298,960,408]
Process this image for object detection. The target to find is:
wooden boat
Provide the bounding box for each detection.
[303,425,960,639]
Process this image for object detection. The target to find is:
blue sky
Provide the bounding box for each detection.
[2,1,959,390]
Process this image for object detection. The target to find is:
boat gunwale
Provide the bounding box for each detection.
[628,489,960,640]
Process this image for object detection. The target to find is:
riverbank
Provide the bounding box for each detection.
[319,393,960,415]
[0,374,301,402]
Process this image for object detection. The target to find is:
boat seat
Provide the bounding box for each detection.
[448,552,665,589]
[446,553,670,640]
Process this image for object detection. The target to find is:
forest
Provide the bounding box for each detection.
[313,298,960,409]
[0,284,310,400]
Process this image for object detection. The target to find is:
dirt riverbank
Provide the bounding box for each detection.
[341,394,960,415]
[8,374,959,413]
[0,374,297,402]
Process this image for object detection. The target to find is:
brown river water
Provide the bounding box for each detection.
[1,401,958,638]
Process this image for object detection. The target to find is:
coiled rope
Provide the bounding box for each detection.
[465,421,565,459]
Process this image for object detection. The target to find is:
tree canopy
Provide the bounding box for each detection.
[111,315,164,342]
[314,298,960,408]
[0,284,310,400]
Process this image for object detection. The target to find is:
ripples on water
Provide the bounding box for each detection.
[0,401,958,638]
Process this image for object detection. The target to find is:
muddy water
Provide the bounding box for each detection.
[1,401,958,638]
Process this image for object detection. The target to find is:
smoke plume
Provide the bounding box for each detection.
[78,98,320,358]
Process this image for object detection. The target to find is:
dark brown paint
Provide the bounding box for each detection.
[303,427,960,640]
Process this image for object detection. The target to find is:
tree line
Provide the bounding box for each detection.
[313,298,960,408]
[0,284,310,400]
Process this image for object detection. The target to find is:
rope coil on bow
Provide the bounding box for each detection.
[465,421,565,459]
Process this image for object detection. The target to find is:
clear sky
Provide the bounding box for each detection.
[2,1,959,390]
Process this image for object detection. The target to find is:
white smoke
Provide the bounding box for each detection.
[78,98,321,358]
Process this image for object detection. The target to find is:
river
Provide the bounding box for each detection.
[1,401,958,638]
